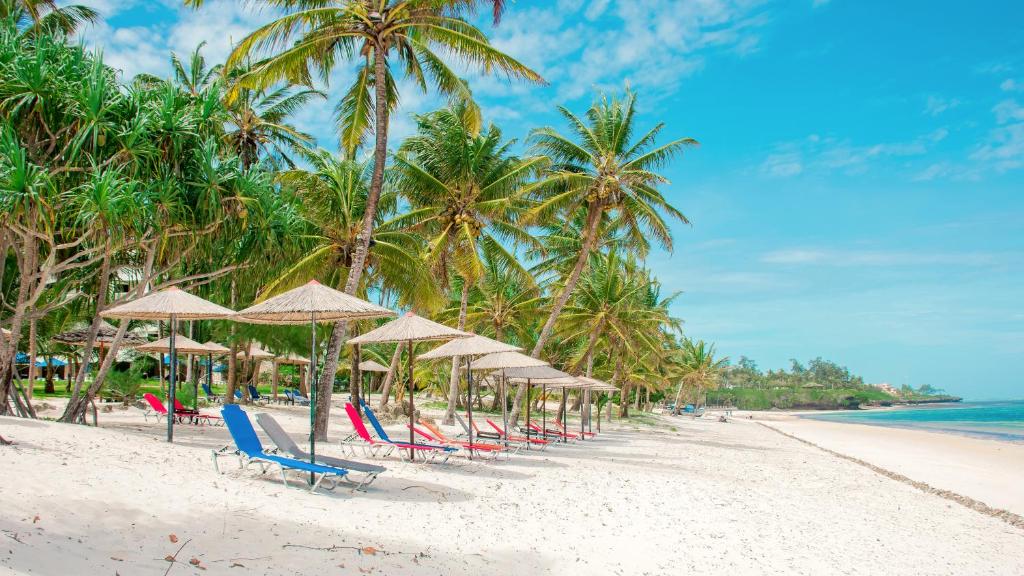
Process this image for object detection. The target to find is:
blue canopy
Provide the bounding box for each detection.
[15,352,29,364]
[36,358,67,367]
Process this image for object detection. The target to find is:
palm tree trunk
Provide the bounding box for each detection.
[378,344,402,410]
[66,241,113,409]
[26,317,36,400]
[508,203,601,426]
[314,44,391,441]
[225,279,238,404]
[443,284,470,425]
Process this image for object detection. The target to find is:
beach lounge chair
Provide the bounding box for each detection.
[286,389,310,406]
[526,421,577,441]
[214,404,347,493]
[255,413,385,491]
[415,420,512,455]
[358,399,455,453]
[484,418,550,448]
[171,398,222,426]
[202,383,221,403]
[142,393,175,423]
[553,419,594,438]
[340,403,454,462]
[414,420,511,458]
[234,389,243,401]
[247,385,269,405]
[454,413,500,440]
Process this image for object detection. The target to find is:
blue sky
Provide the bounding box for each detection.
[73,1,1023,400]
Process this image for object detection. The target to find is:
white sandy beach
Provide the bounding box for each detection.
[2,401,1023,576]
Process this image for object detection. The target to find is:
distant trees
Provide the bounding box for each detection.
[721,356,866,390]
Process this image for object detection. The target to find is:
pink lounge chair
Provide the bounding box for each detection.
[485,418,549,447]
[340,403,451,462]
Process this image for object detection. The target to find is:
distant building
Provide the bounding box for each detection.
[872,382,900,396]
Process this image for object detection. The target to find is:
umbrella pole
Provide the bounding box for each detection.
[408,340,414,462]
[525,379,531,450]
[562,387,567,444]
[501,372,509,448]
[466,357,473,460]
[542,382,546,443]
[581,387,589,436]
[168,314,176,443]
[309,312,317,485]
[207,353,213,400]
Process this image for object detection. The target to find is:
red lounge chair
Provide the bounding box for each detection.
[340,403,451,462]
[415,420,510,458]
[485,418,549,447]
[553,419,595,438]
[172,398,223,426]
[527,421,577,441]
[142,393,173,423]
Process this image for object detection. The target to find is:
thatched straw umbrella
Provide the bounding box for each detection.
[52,321,147,380]
[353,359,388,407]
[273,353,310,400]
[102,287,233,442]
[137,336,215,411]
[348,312,471,461]
[576,376,617,433]
[469,351,548,444]
[419,335,520,455]
[502,365,574,446]
[202,341,230,400]
[234,280,394,478]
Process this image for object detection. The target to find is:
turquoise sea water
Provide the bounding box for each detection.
[803,400,1024,443]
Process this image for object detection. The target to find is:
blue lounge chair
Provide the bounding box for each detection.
[202,383,221,403]
[247,384,268,404]
[359,398,455,453]
[234,389,243,401]
[256,412,385,490]
[285,388,310,406]
[214,404,347,493]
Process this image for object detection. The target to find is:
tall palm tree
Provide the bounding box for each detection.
[186,0,543,438]
[271,150,441,310]
[672,339,728,415]
[525,89,695,358]
[394,103,542,423]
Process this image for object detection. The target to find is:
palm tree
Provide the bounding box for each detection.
[672,339,728,415]
[186,0,543,439]
[161,43,324,170]
[394,103,542,423]
[270,150,440,310]
[0,0,98,36]
[506,89,694,425]
[525,89,695,358]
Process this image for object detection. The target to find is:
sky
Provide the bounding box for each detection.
[69,0,1023,400]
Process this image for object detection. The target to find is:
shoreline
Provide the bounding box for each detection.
[758,412,1024,518]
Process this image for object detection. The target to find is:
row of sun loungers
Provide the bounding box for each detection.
[198,394,599,493]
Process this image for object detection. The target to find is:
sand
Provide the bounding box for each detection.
[761,413,1024,517]
[1,400,1023,576]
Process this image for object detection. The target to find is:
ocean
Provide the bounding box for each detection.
[803,400,1024,442]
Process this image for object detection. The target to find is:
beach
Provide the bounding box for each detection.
[2,401,1023,576]
[760,411,1024,517]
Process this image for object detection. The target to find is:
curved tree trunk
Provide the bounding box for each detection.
[314,44,391,441]
[442,284,470,425]
[509,202,601,426]
[377,344,402,410]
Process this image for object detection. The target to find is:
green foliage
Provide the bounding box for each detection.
[105,363,146,403]
[707,387,895,410]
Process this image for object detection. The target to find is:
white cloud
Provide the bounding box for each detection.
[487,0,771,104]
[1000,79,1022,92]
[760,131,941,178]
[924,95,960,116]
[761,248,1008,268]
